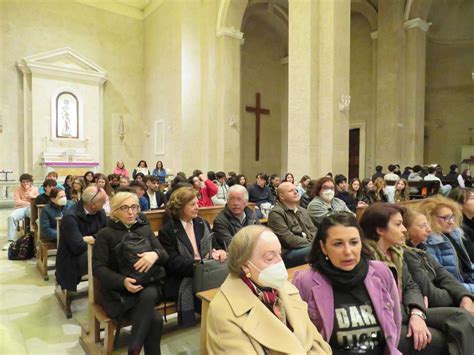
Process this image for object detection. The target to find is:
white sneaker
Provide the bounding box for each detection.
[2,242,12,251]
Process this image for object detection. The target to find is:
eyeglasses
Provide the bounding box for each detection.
[437,215,455,223]
[117,204,140,212]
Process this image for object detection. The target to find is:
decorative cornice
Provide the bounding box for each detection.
[16,47,108,84]
[216,26,244,41]
[404,18,432,32]
[370,31,378,40]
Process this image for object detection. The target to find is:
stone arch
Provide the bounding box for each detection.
[351,0,378,31]
[216,0,248,34]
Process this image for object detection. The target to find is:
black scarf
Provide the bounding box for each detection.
[314,252,369,289]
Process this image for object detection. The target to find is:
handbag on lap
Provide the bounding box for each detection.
[114,231,165,286]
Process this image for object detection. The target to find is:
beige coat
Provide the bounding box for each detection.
[206,275,332,355]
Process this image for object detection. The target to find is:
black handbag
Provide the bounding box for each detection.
[193,234,228,294]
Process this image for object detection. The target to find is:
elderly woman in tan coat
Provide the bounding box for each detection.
[206,225,331,354]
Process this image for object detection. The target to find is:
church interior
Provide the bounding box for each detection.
[0,0,473,354]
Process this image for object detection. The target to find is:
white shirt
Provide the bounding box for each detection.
[384,173,399,181]
[147,191,158,209]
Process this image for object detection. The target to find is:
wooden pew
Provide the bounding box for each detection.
[79,244,177,355]
[197,205,225,226]
[196,263,310,355]
[34,203,58,281]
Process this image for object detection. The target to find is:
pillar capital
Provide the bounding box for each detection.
[370,31,378,40]
[216,26,244,44]
[404,18,432,32]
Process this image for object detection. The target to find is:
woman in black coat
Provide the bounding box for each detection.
[93,192,169,355]
[158,186,227,327]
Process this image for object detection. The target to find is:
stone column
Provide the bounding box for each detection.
[403,18,431,166]
[317,0,351,176]
[375,0,405,167]
[215,27,243,173]
[287,0,350,179]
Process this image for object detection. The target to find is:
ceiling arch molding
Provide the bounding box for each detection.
[351,0,378,31]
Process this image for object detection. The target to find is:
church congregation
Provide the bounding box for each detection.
[3,161,474,354]
[1,0,474,354]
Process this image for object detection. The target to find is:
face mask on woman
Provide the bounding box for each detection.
[57,197,67,206]
[249,260,288,290]
[321,189,335,202]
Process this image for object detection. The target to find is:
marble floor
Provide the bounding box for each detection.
[0,237,201,355]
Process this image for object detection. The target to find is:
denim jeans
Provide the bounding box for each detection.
[7,207,31,241]
[283,246,311,268]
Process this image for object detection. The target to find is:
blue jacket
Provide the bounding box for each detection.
[40,201,75,240]
[423,227,474,293]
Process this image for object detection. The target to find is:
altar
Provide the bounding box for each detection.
[16,48,108,180]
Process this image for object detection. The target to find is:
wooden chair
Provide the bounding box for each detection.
[79,244,177,355]
[35,204,57,281]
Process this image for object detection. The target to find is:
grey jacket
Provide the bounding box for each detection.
[306,196,353,227]
[267,202,317,255]
[212,206,260,249]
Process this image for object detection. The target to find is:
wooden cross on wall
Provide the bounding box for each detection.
[246,92,270,161]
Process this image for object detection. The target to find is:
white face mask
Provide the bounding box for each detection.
[321,189,335,202]
[249,260,288,290]
[57,197,67,206]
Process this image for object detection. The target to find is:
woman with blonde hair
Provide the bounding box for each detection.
[71,176,86,202]
[207,225,331,354]
[159,187,226,327]
[94,192,168,354]
[420,195,474,293]
[373,177,388,202]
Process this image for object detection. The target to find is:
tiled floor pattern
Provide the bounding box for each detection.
[0,237,201,355]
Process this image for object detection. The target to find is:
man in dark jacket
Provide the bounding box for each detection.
[267,182,317,268]
[213,185,260,248]
[334,174,357,212]
[144,175,166,209]
[56,185,107,291]
[247,173,275,218]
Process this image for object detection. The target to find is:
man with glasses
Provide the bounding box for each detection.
[56,185,107,291]
[267,182,317,267]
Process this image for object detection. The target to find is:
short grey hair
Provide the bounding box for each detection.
[82,185,104,204]
[228,184,249,201]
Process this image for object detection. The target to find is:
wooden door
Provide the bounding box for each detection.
[349,128,360,180]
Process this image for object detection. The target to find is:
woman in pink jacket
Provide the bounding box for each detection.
[188,173,217,207]
[293,213,402,355]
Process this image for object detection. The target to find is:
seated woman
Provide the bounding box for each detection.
[403,209,474,312]
[188,173,217,207]
[299,179,316,209]
[152,160,167,183]
[63,175,73,200]
[360,178,376,204]
[283,172,295,184]
[307,176,353,227]
[84,170,95,186]
[296,174,311,197]
[132,160,150,179]
[93,192,168,355]
[360,203,453,354]
[373,177,389,202]
[393,178,410,203]
[207,225,331,354]
[94,173,115,213]
[448,188,474,261]
[114,160,129,178]
[158,187,226,327]
[71,176,86,203]
[40,188,74,241]
[235,174,247,188]
[420,195,474,293]
[293,213,402,355]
